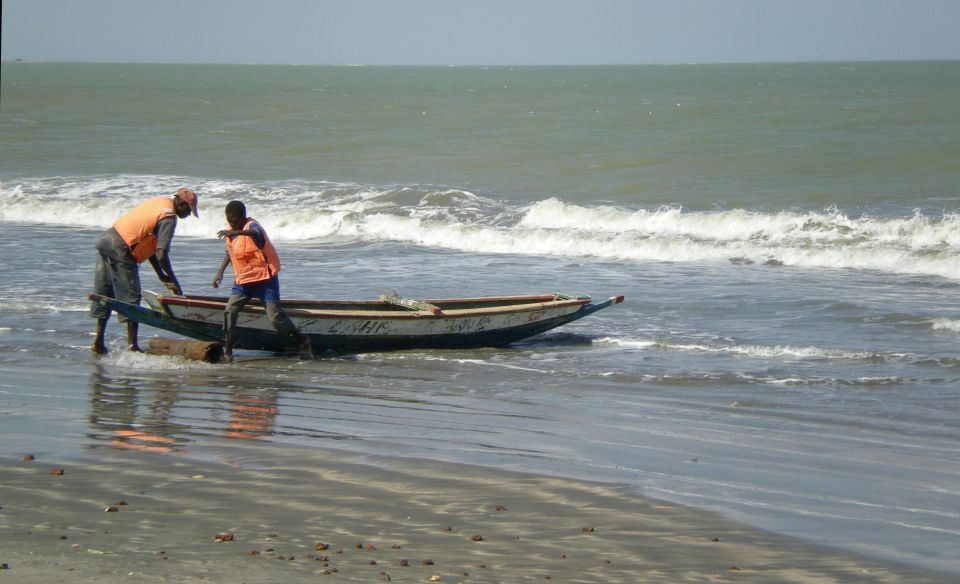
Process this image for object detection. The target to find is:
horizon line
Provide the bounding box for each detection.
[3,57,959,67]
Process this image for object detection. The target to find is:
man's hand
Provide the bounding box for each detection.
[163,280,182,295]
[212,275,222,289]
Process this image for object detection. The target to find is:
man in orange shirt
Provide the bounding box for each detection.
[90,188,199,353]
[212,200,313,361]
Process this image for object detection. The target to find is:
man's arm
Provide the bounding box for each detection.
[217,228,255,238]
[217,221,265,248]
[212,253,231,289]
[150,250,182,295]
[151,217,182,294]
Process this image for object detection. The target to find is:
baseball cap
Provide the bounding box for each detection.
[175,188,199,218]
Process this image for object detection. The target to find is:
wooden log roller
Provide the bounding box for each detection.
[147,338,222,363]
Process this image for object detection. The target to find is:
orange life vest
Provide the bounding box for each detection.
[113,197,177,264]
[225,218,281,285]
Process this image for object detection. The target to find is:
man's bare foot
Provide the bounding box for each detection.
[128,345,144,353]
[92,343,108,354]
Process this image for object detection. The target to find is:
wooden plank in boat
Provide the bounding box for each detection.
[378,294,443,315]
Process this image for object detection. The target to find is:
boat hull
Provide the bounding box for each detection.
[88,292,624,354]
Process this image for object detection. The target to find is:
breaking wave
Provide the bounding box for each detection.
[931,318,960,332]
[3,175,959,280]
[595,337,882,361]
[595,337,960,369]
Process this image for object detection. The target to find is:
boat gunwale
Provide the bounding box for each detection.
[158,294,591,320]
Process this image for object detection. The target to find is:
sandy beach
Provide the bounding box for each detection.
[1,443,950,584]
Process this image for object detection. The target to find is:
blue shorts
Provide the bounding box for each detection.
[231,275,282,303]
[224,275,296,336]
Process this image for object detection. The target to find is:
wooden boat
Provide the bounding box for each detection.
[88,290,625,354]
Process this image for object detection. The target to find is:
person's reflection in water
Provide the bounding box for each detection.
[88,363,185,454]
[225,390,278,440]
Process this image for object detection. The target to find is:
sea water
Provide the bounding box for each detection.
[1,62,958,575]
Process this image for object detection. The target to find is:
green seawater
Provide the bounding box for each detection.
[2,61,958,212]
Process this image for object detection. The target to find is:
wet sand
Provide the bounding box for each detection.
[0,443,951,583]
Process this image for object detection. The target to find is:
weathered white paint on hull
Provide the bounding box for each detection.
[160,304,582,338]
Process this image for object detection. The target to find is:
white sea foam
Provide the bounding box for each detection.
[593,337,657,349]
[0,300,88,314]
[931,318,960,332]
[3,176,960,280]
[110,349,219,371]
[596,337,879,361]
[665,343,879,360]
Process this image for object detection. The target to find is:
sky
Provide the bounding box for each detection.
[3,0,959,66]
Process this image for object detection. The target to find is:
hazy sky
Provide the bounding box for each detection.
[3,0,959,65]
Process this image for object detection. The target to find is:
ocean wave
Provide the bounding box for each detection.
[3,175,959,280]
[0,300,88,314]
[596,337,960,370]
[931,318,960,332]
[521,198,960,248]
[765,376,906,387]
[598,370,918,388]
[594,337,881,361]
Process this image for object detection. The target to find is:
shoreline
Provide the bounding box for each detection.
[1,443,953,583]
